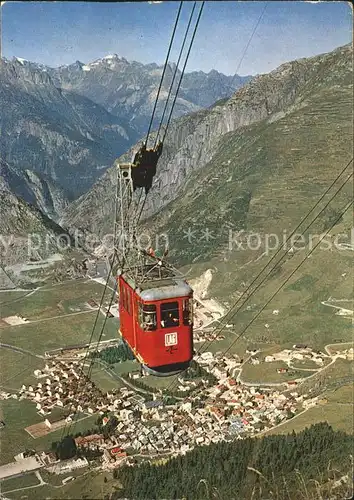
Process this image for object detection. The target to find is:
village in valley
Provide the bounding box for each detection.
[0,250,354,500]
[0,262,353,496]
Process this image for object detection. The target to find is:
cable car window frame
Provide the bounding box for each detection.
[120,284,125,310]
[139,303,157,331]
[160,301,180,328]
[182,298,193,326]
[126,288,132,315]
[135,298,140,324]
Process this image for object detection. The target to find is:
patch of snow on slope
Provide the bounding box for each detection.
[15,57,28,65]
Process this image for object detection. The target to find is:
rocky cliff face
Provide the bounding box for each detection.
[61,44,353,238]
[0,159,68,222]
[0,161,72,266]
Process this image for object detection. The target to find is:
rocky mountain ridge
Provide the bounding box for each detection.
[31,53,251,135]
[0,57,139,213]
[0,55,250,219]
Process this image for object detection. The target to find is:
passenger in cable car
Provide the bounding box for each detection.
[161,303,179,328]
[143,312,156,331]
[146,246,168,264]
[139,302,158,331]
[167,312,179,326]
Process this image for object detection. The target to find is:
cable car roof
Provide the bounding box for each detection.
[120,273,192,301]
[138,279,192,302]
[138,279,192,301]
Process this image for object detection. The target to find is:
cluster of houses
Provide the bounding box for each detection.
[263,345,328,366]
[330,346,354,361]
[110,383,297,456]
[193,330,225,343]
[238,345,331,377]
[50,365,310,464]
[18,360,117,416]
[73,434,128,467]
[0,390,19,401]
[196,351,244,378]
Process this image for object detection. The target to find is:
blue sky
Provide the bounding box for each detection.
[1,1,352,75]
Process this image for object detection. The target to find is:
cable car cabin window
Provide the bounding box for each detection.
[120,286,132,315]
[139,303,157,331]
[126,289,132,315]
[120,285,125,310]
[182,298,193,326]
[122,287,126,311]
[161,302,180,328]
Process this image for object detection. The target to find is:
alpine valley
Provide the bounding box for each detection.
[0,41,353,500]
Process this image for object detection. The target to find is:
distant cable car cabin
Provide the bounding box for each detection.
[131,141,163,194]
[117,261,193,376]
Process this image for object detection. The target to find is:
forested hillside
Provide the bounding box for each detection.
[112,423,353,500]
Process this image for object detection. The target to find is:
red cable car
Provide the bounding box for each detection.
[118,269,193,376]
[114,153,194,376]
